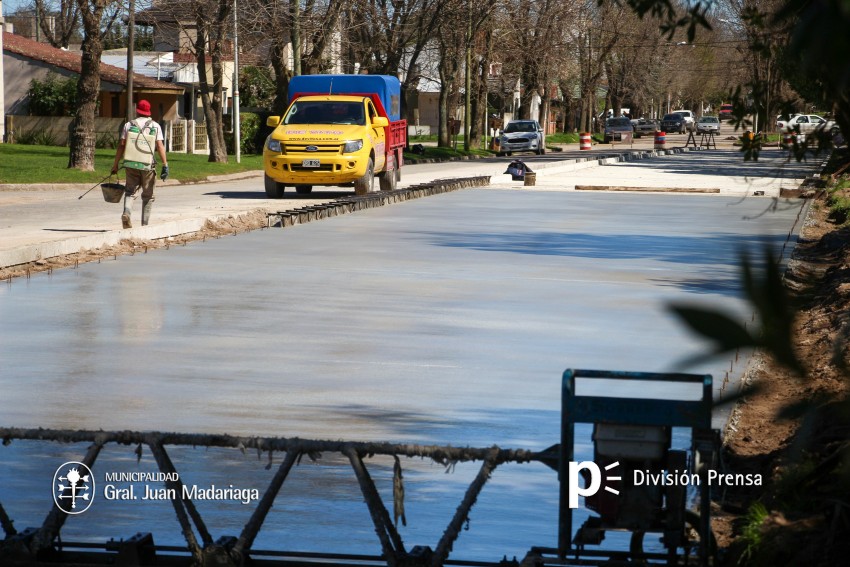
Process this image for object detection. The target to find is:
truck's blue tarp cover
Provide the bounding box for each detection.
[288,75,402,122]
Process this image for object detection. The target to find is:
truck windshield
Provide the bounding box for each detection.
[285,102,366,125]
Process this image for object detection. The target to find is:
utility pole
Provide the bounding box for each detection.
[291,0,300,76]
[233,0,240,162]
[464,0,471,151]
[127,0,135,121]
[0,1,5,142]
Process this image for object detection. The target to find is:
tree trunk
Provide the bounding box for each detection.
[270,39,292,115]
[194,14,228,163]
[437,69,453,148]
[67,6,105,171]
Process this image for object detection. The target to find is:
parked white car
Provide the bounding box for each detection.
[776,114,834,133]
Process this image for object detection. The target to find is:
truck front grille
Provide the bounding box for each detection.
[283,143,341,154]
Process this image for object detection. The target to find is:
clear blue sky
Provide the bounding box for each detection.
[4,1,33,16]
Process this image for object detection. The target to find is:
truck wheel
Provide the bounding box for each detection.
[295,185,313,194]
[264,174,285,198]
[379,155,397,191]
[354,158,374,195]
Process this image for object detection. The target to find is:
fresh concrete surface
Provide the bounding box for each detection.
[0,145,819,270]
[0,144,819,560]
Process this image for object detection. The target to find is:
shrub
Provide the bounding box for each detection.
[17,128,58,146]
[239,66,276,110]
[827,178,850,223]
[96,131,118,149]
[224,113,265,155]
[27,73,78,116]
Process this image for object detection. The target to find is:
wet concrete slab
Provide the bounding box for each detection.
[0,185,811,561]
[0,188,806,446]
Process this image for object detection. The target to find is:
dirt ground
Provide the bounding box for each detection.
[712,179,850,564]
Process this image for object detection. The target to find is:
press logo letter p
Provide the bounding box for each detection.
[568,461,601,508]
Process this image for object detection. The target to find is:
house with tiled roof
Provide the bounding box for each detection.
[3,31,183,121]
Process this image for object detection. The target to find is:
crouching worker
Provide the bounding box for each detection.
[111,100,169,228]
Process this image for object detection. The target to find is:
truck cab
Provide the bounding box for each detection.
[263,75,407,198]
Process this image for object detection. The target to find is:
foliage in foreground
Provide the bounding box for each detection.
[669,172,850,565]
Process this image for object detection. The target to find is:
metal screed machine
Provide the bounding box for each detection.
[530,369,719,567]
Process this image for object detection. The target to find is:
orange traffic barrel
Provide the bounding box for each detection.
[579,132,592,150]
[654,130,666,150]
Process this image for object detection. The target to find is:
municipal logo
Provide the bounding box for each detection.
[53,462,95,514]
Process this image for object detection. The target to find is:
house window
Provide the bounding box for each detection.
[112,94,121,117]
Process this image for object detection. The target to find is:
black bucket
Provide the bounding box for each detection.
[101,182,126,203]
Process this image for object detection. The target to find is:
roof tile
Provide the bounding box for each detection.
[3,32,183,92]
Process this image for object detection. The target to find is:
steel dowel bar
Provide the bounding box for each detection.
[269,175,491,227]
[147,440,205,560]
[432,448,501,567]
[344,446,405,566]
[0,428,538,466]
[232,449,301,559]
[34,440,104,554]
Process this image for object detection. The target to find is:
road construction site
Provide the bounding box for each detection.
[0,142,824,564]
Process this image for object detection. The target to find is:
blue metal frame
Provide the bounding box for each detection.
[559,368,714,562]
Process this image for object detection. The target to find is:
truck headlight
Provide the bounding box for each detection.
[267,137,282,153]
[342,139,363,153]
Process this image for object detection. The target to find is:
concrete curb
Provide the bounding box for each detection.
[0,214,238,269]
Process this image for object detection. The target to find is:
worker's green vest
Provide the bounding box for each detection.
[123,119,157,170]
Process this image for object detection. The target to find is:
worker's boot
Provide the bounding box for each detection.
[141,199,153,226]
[122,193,134,229]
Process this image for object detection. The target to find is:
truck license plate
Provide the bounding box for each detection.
[301,159,321,168]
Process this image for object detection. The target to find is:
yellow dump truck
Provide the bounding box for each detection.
[263,75,408,198]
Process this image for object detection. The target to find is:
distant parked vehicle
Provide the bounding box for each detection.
[672,110,696,131]
[696,116,721,134]
[497,120,545,156]
[776,114,834,134]
[603,116,634,143]
[660,113,687,134]
[719,104,734,120]
[631,118,658,138]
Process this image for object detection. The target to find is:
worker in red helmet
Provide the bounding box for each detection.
[111,99,169,229]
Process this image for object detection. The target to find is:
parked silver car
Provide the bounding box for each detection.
[696,116,721,134]
[631,118,658,138]
[603,116,634,143]
[497,120,545,156]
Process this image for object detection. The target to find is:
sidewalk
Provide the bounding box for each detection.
[0,142,816,271]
